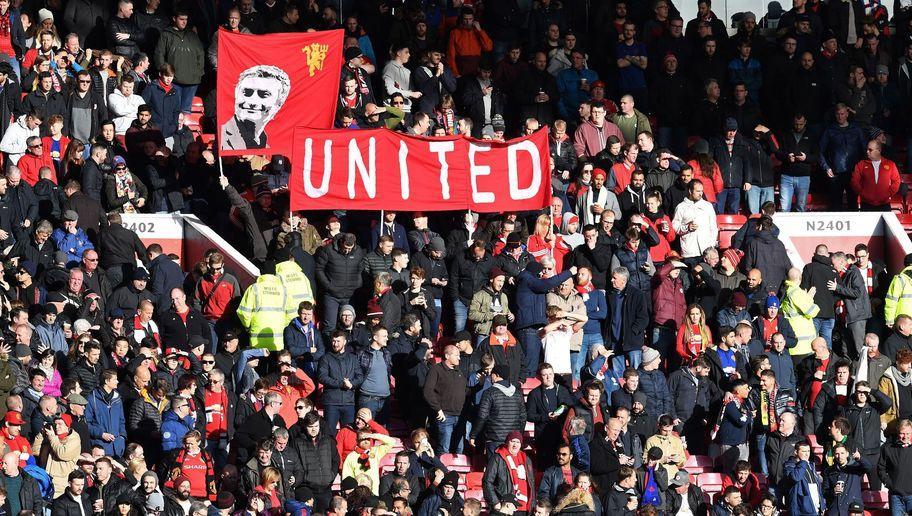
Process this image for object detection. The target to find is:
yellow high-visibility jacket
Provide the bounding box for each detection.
[780,279,820,356]
[885,266,912,325]
[276,260,315,323]
[237,274,287,350]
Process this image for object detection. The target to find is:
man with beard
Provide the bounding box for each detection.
[51,471,92,516]
[221,65,291,150]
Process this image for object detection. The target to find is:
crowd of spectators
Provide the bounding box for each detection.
[3,0,912,516]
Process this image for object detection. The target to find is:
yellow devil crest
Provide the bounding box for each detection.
[302,43,330,77]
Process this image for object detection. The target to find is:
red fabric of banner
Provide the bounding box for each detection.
[216,29,343,156]
[290,128,551,213]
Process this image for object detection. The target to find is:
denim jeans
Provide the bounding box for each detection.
[321,294,350,333]
[716,187,741,214]
[431,298,443,339]
[657,126,688,156]
[651,327,675,360]
[174,82,199,113]
[890,494,912,516]
[754,433,768,475]
[574,333,604,382]
[357,394,387,423]
[453,299,469,333]
[434,414,462,454]
[627,349,642,370]
[780,175,811,212]
[206,440,229,469]
[519,327,542,379]
[813,317,835,349]
[323,404,356,436]
[746,186,775,214]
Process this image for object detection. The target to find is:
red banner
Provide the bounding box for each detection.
[290,128,551,212]
[216,29,343,156]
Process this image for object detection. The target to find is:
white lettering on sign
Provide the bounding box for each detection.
[302,138,332,198]
[348,137,376,199]
[428,141,454,200]
[507,140,542,200]
[805,220,853,232]
[469,142,494,203]
[398,141,409,200]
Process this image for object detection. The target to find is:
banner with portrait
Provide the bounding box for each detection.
[216,29,344,156]
[290,128,551,212]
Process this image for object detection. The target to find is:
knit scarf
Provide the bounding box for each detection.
[893,366,912,387]
[576,281,594,296]
[496,446,529,510]
[115,173,138,213]
[760,388,778,432]
[356,446,371,470]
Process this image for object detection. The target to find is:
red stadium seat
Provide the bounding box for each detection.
[684,455,714,474]
[440,453,472,473]
[716,214,747,227]
[464,489,485,505]
[465,472,483,491]
[191,96,204,113]
[379,453,395,473]
[521,378,541,396]
[863,490,889,509]
[696,473,723,488]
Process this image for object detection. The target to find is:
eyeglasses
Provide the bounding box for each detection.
[78,79,91,84]
[28,144,41,148]
[295,405,308,410]
[202,360,215,364]
[84,257,98,262]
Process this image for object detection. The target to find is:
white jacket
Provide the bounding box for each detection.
[0,115,38,165]
[672,197,718,258]
[108,89,146,135]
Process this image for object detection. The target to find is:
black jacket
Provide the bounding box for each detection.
[107,14,145,57]
[879,438,912,496]
[526,383,574,439]
[423,362,467,417]
[482,449,536,509]
[667,366,721,425]
[98,222,147,269]
[449,249,495,306]
[232,409,286,465]
[709,134,752,188]
[471,380,525,444]
[294,433,339,490]
[50,491,92,516]
[157,308,210,352]
[843,393,891,455]
[776,127,820,178]
[89,476,134,514]
[589,434,622,494]
[765,430,804,486]
[314,237,365,299]
[606,286,649,353]
[802,254,838,319]
[741,230,791,293]
[570,243,613,290]
[0,471,46,514]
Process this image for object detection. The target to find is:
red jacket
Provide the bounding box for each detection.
[337,419,389,467]
[687,160,724,203]
[17,152,55,185]
[652,262,686,328]
[194,271,242,322]
[720,472,763,506]
[851,157,900,206]
[643,215,676,263]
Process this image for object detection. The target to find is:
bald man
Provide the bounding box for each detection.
[589,417,629,493]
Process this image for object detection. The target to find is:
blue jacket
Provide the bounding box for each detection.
[582,288,607,334]
[417,491,463,516]
[370,222,408,251]
[514,270,573,330]
[728,57,763,100]
[34,320,67,354]
[822,459,869,516]
[784,457,826,516]
[637,366,672,418]
[50,227,94,265]
[538,464,579,503]
[767,348,797,393]
[284,319,325,365]
[84,388,126,455]
[556,67,598,119]
[148,253,184,313]
[818,122,867,174]
[716,307,749,329]
[161,409,195,451]
[715,399,750,446]
[140,80,181,137]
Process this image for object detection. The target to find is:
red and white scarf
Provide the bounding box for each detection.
[497,447,529,510]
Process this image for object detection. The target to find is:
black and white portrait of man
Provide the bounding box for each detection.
[221,65,292,150]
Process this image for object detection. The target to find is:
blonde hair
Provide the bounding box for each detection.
[260,467,281,488]
[554,488,594,512]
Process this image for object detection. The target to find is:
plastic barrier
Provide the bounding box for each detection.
[121,213,260,287]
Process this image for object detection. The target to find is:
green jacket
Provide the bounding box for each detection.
[154,26,205,85]
[885,266,912,325]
